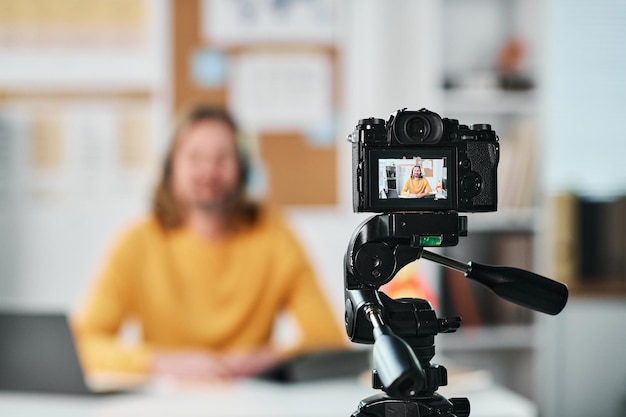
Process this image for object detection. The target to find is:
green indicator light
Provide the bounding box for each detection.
[419,235,443,246]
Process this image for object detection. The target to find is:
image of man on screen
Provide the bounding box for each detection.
[401,165,433,198]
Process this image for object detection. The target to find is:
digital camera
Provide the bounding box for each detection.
[350,108,499,213]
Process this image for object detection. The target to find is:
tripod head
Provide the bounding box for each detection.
[344,212,568,417]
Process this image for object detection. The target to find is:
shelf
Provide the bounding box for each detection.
[438,324,535,352]
[441,89,538,116]
[463,207,537,233]
[569,281,626,298]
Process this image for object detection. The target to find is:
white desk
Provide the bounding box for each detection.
[0,377,536,417]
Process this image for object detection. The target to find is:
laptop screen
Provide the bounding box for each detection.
[0,311,90,394]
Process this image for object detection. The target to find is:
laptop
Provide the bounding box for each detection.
[0,311,146,395]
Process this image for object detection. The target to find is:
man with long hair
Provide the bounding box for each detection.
[401,165,433,198]
[73,106,345,379]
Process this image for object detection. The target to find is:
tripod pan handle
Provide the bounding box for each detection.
[466,262,568,315]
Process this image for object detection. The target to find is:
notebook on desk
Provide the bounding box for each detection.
[0,311,146,395]
[258,348,371,383]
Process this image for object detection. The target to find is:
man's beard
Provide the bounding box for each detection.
[190,188,241,214]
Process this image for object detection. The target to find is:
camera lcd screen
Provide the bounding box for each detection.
[368,149,455,211]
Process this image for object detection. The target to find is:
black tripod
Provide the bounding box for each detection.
[344,212,568,417]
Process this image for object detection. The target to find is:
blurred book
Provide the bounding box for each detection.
[497,119,537,210]
[258,349,371,383]
[549,193,580,287]
[548,193,626,291]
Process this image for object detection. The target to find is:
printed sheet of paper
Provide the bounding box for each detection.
[229,52,334,133]
[201,0,336,45]
[0,99,156,205]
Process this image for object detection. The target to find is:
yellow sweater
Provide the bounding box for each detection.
[401,177,432,196]
[73,210,345,374]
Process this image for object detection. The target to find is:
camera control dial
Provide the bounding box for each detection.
[460,172,482,196]
[472,124,492,131]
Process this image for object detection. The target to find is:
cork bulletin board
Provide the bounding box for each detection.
[171,0,339,206]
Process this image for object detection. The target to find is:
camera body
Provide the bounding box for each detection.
[351,108,499,213]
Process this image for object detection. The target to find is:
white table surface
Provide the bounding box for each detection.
[0,377,537,417]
